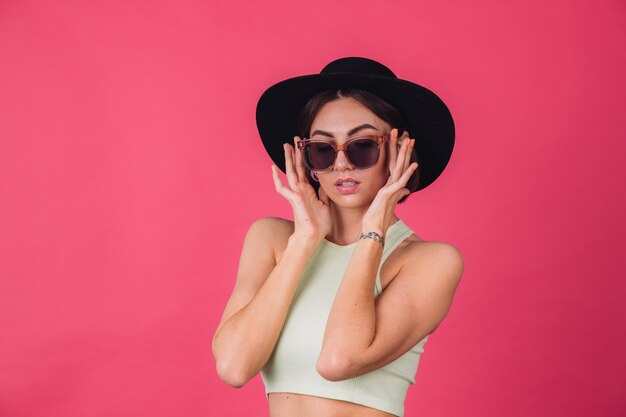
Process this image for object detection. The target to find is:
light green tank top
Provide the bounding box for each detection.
[261,219,429,417]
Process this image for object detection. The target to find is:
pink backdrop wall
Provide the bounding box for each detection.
[1,1,624,416]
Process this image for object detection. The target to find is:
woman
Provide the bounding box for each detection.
[212,57,464,417]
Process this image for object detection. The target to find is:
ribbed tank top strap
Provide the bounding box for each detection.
[375,220,414,296]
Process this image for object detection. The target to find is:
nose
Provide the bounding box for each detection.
[333,148,354,170]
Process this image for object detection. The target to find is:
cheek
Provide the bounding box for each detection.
[378,149,391,167]
[380,150,391,174]
[366,167,389,191]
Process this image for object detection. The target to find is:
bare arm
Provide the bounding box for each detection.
[317,131,464,381]
[212,217,321,388]
[317,241,463,381]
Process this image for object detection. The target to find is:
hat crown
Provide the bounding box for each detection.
[320,57,397,79]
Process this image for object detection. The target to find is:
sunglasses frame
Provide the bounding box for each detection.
[296,133,391,172]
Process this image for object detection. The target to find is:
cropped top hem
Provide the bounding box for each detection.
[264,385,404,417]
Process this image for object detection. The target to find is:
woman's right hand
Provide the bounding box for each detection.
[271,136,332,241]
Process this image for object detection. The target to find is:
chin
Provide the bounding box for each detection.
[331,191,374,206]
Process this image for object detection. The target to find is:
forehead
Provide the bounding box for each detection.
[310,97,388,137]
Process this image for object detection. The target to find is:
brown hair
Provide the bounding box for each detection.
[296,88,420,204]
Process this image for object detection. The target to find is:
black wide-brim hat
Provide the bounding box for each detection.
[255,56,455,192]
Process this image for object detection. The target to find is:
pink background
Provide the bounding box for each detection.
[1,1,625,416]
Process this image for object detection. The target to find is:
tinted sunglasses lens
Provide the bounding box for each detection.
[348,139,379,168]
[304,142,335,170]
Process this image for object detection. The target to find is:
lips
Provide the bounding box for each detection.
[335,182,359,194]
[335,177,360,185]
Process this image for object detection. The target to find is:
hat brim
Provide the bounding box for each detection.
[256,72,455,191]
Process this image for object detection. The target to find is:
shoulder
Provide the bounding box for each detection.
[248,216,293,233]
[398,240,464,284]
[246,216,294,263]
[408,240,463,262]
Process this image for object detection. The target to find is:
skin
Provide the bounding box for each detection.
[303,97,412,243]
[212,97,464,417]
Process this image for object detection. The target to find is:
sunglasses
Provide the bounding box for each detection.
[296,134,391,172]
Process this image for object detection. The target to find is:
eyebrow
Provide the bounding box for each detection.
[311,123,379,138]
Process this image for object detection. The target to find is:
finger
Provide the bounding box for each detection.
[396,187,411,203]
[388,128,398,175]
[396,131,411,178]
[397,130,409,151]
[293,136,307,182]
[398,162,418,189]
[284,142,298,190]
[403,138,414,171]
[392,132,410,182]
[272,164,296,201]
[398,130,409,143]
[389,161,417,201]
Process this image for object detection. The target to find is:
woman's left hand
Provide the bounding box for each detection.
[361,128,418,235]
